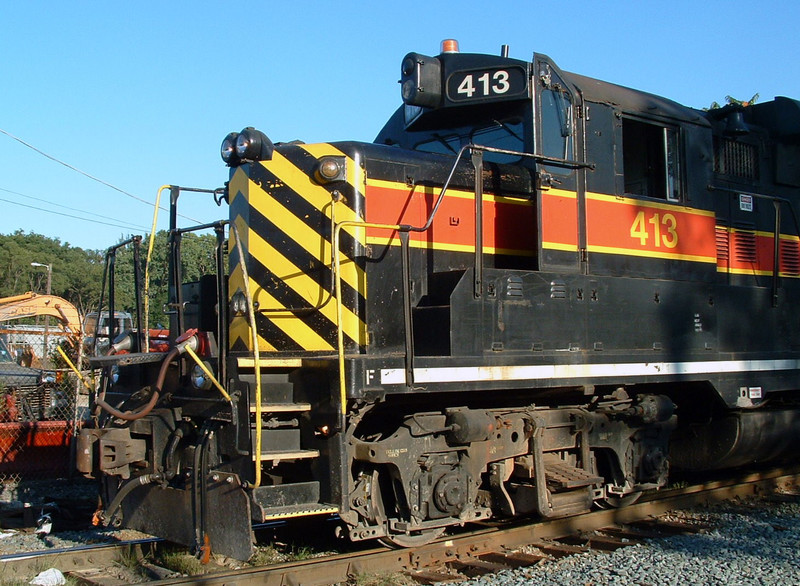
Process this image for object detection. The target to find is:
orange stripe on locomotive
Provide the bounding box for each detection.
[363,180,536,256]
[585,194,717,263]
[541,189,579,251]
[540,190,718,263]
[361,182,800,278]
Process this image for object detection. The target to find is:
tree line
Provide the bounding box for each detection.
[0,230,220,327]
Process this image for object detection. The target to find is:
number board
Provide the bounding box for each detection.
[446,66,528,103]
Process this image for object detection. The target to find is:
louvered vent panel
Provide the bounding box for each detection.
[781,239,800,275]
[714,138,759,180]
[733,230,757,264]
[715,226,730,262]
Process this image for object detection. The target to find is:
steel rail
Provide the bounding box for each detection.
[0,538,161,583]
[2,467,796,585]
[149,466,800,586]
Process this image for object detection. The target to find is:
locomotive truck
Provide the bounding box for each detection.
[78,41,800,560]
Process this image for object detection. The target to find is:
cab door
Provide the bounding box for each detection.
[533,54,585,273]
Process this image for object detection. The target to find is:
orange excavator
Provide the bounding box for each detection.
[0,291,81,415]
[0,292,81,338]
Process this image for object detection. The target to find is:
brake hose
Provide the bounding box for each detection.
[98,472,165,527]
[95,347,180,421]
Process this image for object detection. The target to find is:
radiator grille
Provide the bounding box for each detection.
[714,138,759,180]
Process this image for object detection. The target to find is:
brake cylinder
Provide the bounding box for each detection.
[445,408,495,444]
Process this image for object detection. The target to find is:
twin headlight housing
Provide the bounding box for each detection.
[221,128,346,187]
[221,127,274,167]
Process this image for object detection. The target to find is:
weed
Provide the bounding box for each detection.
[249,541,329,565]
[288,544,317,561]
[249,544,288,566]
[157,551,207,576]
[115,543,142,569]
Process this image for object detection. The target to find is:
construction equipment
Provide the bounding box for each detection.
[0,293,84,479]
[0,292,81,337]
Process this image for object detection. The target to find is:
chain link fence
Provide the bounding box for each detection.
[0,326,90,483]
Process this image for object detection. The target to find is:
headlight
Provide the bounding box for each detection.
[314,156,346,184]
[231,290,248,317]
[221,132,240,166]
[235,127,274,162]
[190,362,214,391]
[110,331,134,354]
[399,52,442,108]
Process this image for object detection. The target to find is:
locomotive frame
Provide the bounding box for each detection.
[78,41,800,560]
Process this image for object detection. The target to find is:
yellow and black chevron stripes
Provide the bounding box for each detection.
[228,144,368,353]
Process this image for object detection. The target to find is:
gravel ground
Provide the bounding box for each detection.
[0,524,149,556]
[451,496,800,586]
[2,481,799,585]
[0,478,150,557]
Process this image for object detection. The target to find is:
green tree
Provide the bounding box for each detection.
[0,231,104,314]
[113,230,221,328]
[0,230,222,329]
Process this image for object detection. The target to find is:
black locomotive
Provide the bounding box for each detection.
[78,41,800,560]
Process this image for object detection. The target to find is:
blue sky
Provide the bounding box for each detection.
[1,1,798,251]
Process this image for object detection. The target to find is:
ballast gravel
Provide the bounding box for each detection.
[0,478,149,556]
[451,496,800,586]
[1,481,799,585]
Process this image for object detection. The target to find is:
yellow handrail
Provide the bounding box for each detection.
[329,145,472,416]
[230,224,263,487]
[144,185,171,353]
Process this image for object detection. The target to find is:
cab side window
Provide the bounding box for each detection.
[622,118,680,201]
[537,61,575,177]
[540,88,574,163]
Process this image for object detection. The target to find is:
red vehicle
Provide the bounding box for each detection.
[0,292,82,478]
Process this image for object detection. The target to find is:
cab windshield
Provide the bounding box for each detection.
[412,116,525,164]
[376,102,530,166]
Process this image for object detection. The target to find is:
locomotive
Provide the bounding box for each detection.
[78,40,800,560]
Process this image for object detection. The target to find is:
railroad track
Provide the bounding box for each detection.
[3,466,797,585]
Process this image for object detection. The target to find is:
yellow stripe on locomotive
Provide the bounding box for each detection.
[227,146,368,354]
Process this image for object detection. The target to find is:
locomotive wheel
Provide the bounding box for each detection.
[378,527,446,548]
